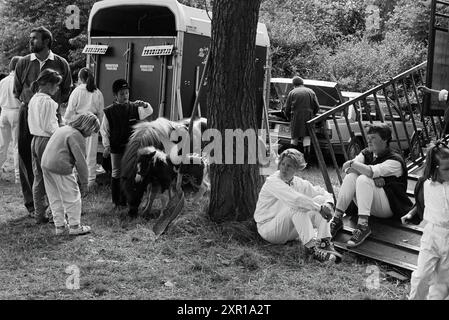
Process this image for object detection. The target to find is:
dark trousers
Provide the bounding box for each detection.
[31,136,50,218]
[17,104,34,213]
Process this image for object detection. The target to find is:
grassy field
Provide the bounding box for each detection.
[0,152,410,300]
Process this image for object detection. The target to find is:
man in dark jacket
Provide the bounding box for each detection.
[283,76,320,162]
[328,123,413,247]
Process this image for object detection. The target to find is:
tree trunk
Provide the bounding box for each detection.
[207,0,263,222]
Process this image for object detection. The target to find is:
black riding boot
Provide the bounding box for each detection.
[111,177,121,207]
[304,146,311,167]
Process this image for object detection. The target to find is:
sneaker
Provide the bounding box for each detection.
[347,224,371,248]
[55,226,67,235]
[69,225,91,236]
[330,216,344,238]
[35,215,49,224]
[46,210,54,224]
[306,245,337,262]
[87,181,98,191]
[318,238,343,262]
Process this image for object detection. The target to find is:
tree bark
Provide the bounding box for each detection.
[207,0,263,222]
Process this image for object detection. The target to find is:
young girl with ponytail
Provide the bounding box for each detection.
[403,141,449,299]
[27,68,62,223]
[64,67,104,189]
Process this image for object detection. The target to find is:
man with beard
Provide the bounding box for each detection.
[14,26,72,219]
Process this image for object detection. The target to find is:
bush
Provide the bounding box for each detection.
[317,31,427,92]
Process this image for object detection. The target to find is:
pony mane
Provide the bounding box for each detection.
[122,117,179,178]
[138,146,168,165]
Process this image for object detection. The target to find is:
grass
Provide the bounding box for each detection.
[0,151,410,300]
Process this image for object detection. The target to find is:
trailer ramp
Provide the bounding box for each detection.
[333,215,424,272]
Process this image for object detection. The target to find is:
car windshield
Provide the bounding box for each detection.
[358,96,402,121]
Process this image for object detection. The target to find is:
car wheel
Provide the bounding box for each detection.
[346,138,364,160]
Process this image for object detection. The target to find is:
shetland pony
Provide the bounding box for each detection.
[121,116,206,217]
[135,146,208,218]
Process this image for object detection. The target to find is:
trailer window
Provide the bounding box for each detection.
[91,6,176,37]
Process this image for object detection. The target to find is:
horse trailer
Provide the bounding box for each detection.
[84,0,271,125]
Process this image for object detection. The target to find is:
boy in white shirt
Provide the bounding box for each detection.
[100,79,153,208]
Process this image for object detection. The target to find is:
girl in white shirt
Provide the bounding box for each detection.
[403,141,449,300]
[254,148,342,263]
[27,68,62,223]
[64,67,104,189]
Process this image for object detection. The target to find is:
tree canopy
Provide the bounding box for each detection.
[0,0,430,92]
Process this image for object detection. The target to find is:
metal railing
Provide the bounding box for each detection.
[307,61,443,198]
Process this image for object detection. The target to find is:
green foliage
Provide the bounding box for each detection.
[0,0,430,91]
[319,31,427,92]
[0,0,96,76]
[384,0,431,44]
[260,0,428,91]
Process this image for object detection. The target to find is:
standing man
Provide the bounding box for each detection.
[0,56,22,183]
[283,76,320,163]
[14,26,72,216]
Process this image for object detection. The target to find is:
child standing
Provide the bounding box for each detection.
[0,56,22,183]
[41,112,100,235]
[27,68,62,223]
[403,141,449,299]
[64,67,104,189]
[100,79,153,208]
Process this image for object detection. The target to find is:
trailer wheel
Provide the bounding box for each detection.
[347,138,363,160]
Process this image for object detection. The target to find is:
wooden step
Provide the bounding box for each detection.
[333,216,423,271]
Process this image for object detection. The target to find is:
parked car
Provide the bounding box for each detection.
[268,78,423,160]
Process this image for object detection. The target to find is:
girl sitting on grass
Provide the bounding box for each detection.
[41,112,100,236]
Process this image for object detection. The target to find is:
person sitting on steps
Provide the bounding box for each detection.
[329,123,413,247]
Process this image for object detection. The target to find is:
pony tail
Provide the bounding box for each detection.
[31,80,39,94]
[423,145,436,180]
[79,67,96,92]
[85,72,97,92]
[423,143,440,181]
